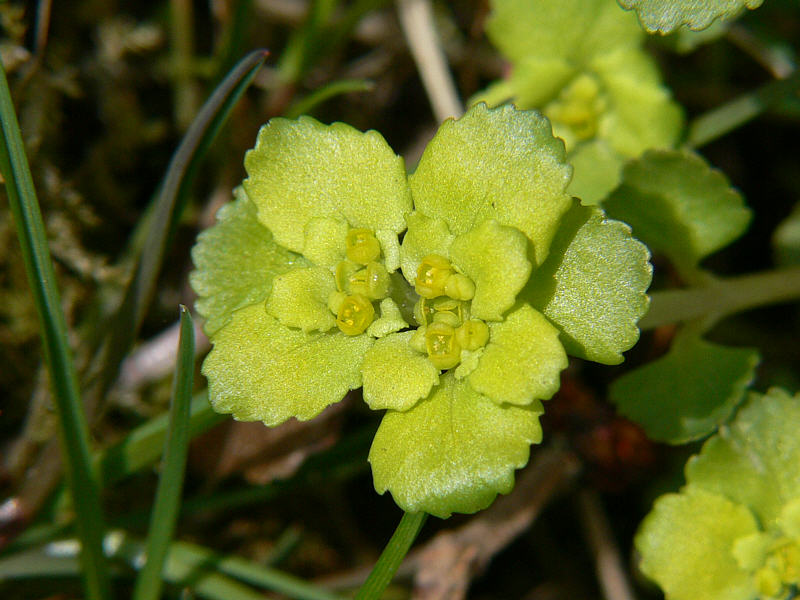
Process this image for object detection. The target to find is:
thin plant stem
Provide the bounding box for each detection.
[0,62,111,600]
[686,68,800,148]
[641,266,800,330]
[354,511,428,600]
[396,0,463,122]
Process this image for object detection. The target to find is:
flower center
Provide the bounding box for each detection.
[545,74,606,147]
[755,539,800,599]
[410,254,489,370]
[330,228,390,335]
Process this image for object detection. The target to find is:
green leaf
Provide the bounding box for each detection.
[409,103,573,267]
[592,49,683,156]
[133,307,195,600]
[301,217,349,268]
[468,304,567,406]
[243,116,412,255]
[609,334,759,444]
[524,203,651,364]
[265,267,337,333]
[448,220,532,321]
[190,189,308,336]
[636,488,759,600]
[369,373,543,518]
[0,58,111,600]
[487,0,643,65]
[202,304,372,426]
[618,0,764,34]
[565,139,624,205]
[685,388,800,526]
[361,331,439,412]
[604,149,752,273]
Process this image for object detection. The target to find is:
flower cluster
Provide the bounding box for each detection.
[191,103,651,518]
[473,0,683,203]
[637,388,800,600]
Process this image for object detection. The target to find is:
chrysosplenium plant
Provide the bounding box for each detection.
[191,103,651,518]
[637,388,800,600]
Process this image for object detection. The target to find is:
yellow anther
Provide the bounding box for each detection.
[336,294,374,335]
[415,254,452,299]
[348,261,390,299]
[444,273,475,301]
[425,322,461,370]
[456,319,489,351]
[346,228,381,264]
[433,311,460,327]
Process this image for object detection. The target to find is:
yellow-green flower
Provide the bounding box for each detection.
[191,103,651,518]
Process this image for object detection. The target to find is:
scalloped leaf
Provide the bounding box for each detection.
[409,103,572,268]
[604,149,751,272]
[361,331,439,412]
[190,189,308,337]
[468,304,567,406]
[686,387,800,526]
[636,488,759,600]
[243,116,412,255]
[618,0,764,34]
[609,334,759,444]
[369,373,543,518]
[565,139,624,205]
[523,202,651,365]
[265,266,336,333]
[487,0,643,65]
[202,304,372,426]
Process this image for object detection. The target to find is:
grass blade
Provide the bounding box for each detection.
[92,48,268,402]
[354,511,427,600]
[0,61,111,600]
[132,307,195,600]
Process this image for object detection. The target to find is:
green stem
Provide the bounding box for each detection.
[641,266,800,330]
[686,69,800,148]
[0,61,111,599]
[354,511,427,600]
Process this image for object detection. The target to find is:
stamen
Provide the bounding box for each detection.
[444,273,475,301]
[425,322,461,370]
[456,319,489,351]
[336,294,374,335]
[415,254,452,298]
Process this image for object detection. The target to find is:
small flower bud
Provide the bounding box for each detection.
[346,228,381,264]
[456,319,489,351]
[444,273,475,301]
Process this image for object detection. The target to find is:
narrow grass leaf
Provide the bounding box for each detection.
[354,511,427,600]
[132,307,195,600]
[0,62,111,600]
[93,49,268,403]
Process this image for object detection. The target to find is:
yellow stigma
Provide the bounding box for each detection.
[415,254,452,298]
[456,319,489,351]
[336,294,374,335]
[425,322,461,370]
[346,228,381,264]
